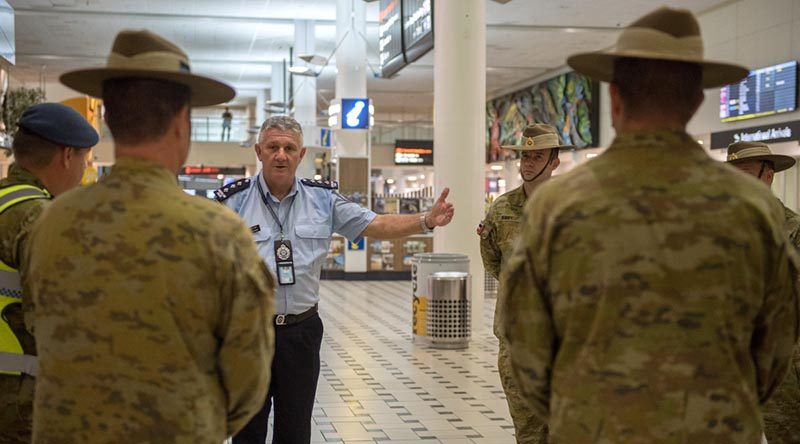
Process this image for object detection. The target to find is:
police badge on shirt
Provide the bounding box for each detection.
[274,240,296,285]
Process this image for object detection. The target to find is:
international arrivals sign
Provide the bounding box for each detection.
[710,120,800,149]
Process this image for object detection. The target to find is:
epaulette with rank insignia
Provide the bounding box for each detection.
[301,178,339,190]
[213,178,251,202]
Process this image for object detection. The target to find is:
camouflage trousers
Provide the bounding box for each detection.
[497,341,549,444]
[762,347,800,444]
[0,374,34,444]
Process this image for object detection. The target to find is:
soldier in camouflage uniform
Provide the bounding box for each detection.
[0,103,97,444]
[479,123,570,443]
[726,141,800,444]
[22,30,276,444]
[501,7,799,444]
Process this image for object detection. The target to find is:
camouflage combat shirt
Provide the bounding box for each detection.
[761,203,800,444]
[501,131,800,444]
[0,163,48,444]
[22,157,276,444]
[480,186,526,281]
[0,164,46,353]
[480,185,526,338]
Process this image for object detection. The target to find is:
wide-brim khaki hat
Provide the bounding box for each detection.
[501,123,575,151]
[726,141,796,172]
[60,30,235,107]
[567,7,748,88]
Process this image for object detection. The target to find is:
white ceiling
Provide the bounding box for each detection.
[8,0,733,114]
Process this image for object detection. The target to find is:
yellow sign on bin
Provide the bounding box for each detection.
[412,295,427,336]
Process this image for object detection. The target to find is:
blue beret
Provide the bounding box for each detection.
[18,103,99,149]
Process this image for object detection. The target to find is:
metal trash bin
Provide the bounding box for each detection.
[411,253,469,344]
[427,271,471,349]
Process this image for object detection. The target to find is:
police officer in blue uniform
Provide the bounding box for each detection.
[217,115,455,444]
[0,103,98,444]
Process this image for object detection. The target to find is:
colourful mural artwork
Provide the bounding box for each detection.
[486,72,598,162]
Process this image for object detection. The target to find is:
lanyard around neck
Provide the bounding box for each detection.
[256,178,296,239]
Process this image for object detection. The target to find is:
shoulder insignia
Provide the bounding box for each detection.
[301,178,339,190]
[213,178,251,202]
[476,220,485,236]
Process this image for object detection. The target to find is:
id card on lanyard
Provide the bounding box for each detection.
[257,179,296,286]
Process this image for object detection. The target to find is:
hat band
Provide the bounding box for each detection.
[106,51,191,73]
[524,133,559,148]
[727,146,774,161]
[615,27,704,59]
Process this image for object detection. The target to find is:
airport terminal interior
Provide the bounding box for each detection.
[2,0,800,443]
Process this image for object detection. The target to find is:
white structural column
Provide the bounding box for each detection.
[294,19,318,178]
[335,0,369,272]
[256,88,267,128]
[433,0,486,333]
[270,62,286,111]
[335,0,368,157]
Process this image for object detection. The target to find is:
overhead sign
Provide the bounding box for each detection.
[379,0,405,78]
[402,0,433,63]
[394,139,433,165]
[720,61,797,123]
[341,98,371,129]
[0,1,14,65]
[710,120,800,149]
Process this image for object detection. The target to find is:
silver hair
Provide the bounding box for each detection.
[258,115,303,145]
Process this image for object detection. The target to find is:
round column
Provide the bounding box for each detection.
[335,0,370,273]
[433,0,486,333]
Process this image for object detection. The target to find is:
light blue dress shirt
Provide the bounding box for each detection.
[223,173,377,314]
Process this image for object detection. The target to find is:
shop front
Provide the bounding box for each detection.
[321,138,436,279]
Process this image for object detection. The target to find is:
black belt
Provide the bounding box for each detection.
[274,304,318,326]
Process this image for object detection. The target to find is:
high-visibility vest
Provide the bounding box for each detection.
[0,183,50,376]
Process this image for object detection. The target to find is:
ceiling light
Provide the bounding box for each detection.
[216,174,224,180]
[288,66,313,75]
[314,174,322,180]
[490,165,503,171]
[386,178,395,184]
[498,179,506,187]
[419,174,425,179]
[407,176,418,181]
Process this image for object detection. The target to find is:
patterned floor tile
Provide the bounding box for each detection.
[264,280,516,444]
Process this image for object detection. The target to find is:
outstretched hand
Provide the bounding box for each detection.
[426,188,455,228]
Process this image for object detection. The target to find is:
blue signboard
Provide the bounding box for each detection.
[320,128,331,147]
[347,237,365,250]
[341,98,370,129]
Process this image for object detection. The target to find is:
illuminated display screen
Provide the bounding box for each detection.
[402,0,433,63]
[394,139,433,165]
[720,61,797,122]
[379,0,405,78]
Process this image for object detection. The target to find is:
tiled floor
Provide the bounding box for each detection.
[267,280,515,444]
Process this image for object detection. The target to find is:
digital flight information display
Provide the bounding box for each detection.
[379,0,405,78]
[720,61,798,122]
[402,0,433,63]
